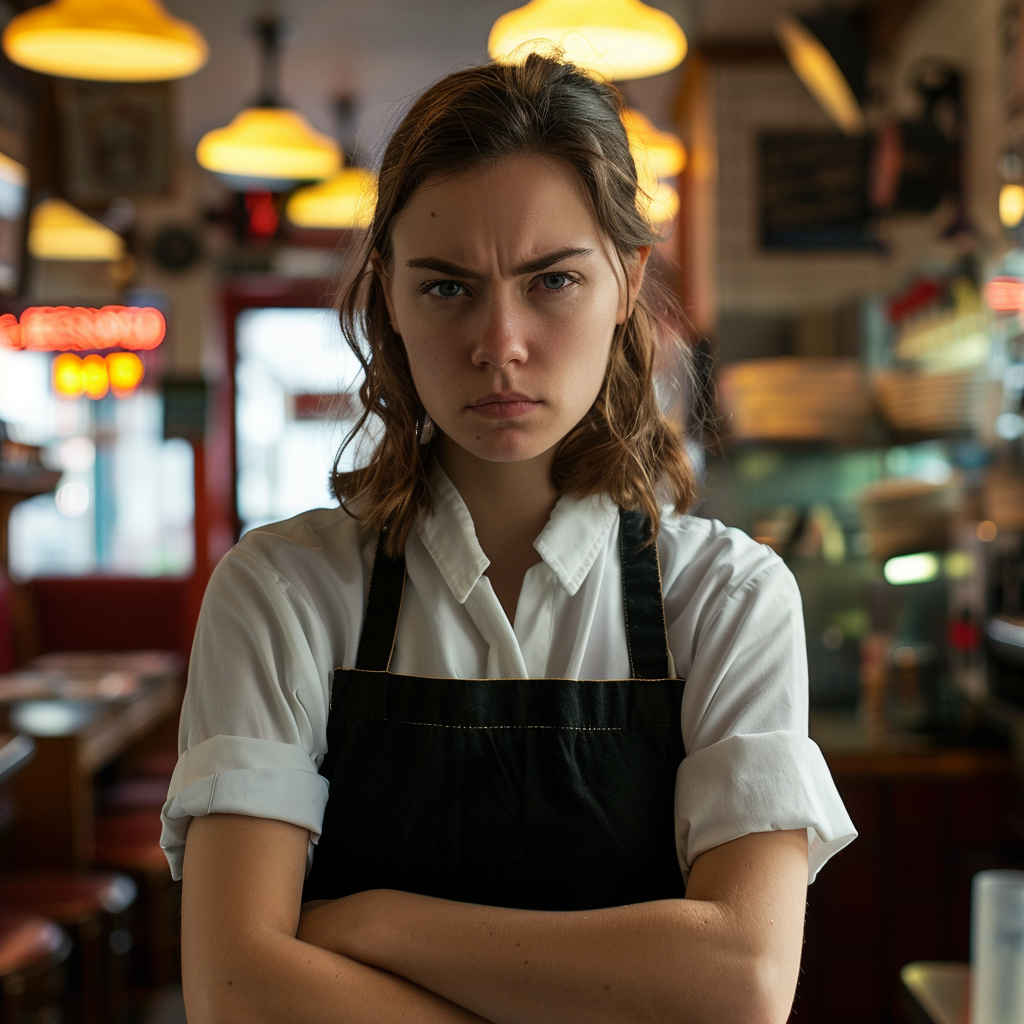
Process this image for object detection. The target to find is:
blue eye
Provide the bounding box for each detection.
[426,280,464,298]
[540,273,569,290]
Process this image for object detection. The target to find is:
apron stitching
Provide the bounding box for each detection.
[334,716,674,731]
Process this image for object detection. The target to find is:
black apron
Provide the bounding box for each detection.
[303,509,687,911]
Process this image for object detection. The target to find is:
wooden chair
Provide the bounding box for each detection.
[0,913,71,1024]
[95,810,179,987]
[0,873,136,1024]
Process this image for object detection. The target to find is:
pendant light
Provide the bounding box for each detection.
[196,19,339,186]
[488,0,687,82]
[639,179,678,229]
[286,97,377,230]
[28,198,125,261]
[621,108,685,181]
[287,167,377,230]
[2,0,207,82]
[775,12,867,136]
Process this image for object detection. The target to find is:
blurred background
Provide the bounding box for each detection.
[0,0,1020,1022]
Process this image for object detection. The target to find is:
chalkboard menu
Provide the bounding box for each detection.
[759,132,876,250]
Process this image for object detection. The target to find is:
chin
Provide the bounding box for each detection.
[458,429,555,465]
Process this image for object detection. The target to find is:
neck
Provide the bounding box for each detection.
[436,438,558,568]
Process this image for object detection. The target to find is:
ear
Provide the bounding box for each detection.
[616,245,652,325]
[371,252,401,335]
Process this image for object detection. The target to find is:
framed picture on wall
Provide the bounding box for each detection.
[0,56,35,296]
[56,81,172,207]
[759,132,877,250]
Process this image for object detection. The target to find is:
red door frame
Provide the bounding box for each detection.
[214,277,340,544]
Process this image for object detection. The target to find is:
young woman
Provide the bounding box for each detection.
[164,55,855,1024]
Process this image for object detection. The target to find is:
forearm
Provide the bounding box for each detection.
[300,892,776,1024]
[299,831,808,1024]
[184,924,491,1024]
[180,814,491,1024]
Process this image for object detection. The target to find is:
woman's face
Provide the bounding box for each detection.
[381,153,649,468]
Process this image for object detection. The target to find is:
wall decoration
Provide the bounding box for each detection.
[759,132,876,250]
[151,224,202,273]
[56,80,171,206]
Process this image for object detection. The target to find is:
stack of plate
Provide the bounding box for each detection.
[872,369,978,433]
[717,358,872,444]
[860,477,958,560]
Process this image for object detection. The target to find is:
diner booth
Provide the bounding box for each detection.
[0,0,1021,1021]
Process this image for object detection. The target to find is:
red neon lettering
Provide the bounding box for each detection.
[985,277,1024,311]
[0,306,166,352]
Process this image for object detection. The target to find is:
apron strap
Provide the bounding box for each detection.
[619,508,672,680]
[355,510,671,679]
[354,528,407,672]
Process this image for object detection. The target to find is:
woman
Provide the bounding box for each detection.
[164,55,856,1024]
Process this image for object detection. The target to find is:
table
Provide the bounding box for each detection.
[796,713,1014,1024]
[900,962,969,1024]
[0,731,35,836]
[0,732,35,786]
[0,652,184,868]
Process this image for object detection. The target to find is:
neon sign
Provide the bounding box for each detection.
[53,352,145,400]
[985,277,1024,312]
[0,305,165,352]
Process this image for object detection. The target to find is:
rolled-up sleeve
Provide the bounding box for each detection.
[160,543,337,880]
[671,555,857,882]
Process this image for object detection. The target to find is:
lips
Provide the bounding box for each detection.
[469,392,540,419]
[472,391,535,407]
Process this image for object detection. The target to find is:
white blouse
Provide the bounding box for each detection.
[160,467,856,883]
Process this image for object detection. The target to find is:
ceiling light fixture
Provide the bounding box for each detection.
[196,19,339,187]
[775,11,867,136]
[2,0,207,82]
[28,199,125,261]
[1000,184,1024,229]
[287,167,377,230]
[622,107,686,181]
[640,179,678,229]
[488,0,687,81]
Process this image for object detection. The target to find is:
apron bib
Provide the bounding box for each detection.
[303,509,687,911]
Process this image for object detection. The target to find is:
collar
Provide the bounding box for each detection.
[415,463,619,604]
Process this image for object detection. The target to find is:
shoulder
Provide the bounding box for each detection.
[214,506,373,613]
[657,512,793,609]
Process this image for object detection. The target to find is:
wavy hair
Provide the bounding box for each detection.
[333,53,697,555]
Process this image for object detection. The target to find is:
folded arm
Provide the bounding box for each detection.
[181,813,490,1024]
[298,827,809,1024]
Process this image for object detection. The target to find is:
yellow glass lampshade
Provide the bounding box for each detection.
[197,107,341,182]
[29,199,125,261]
[286,167,378,230]
[639,178,678,228]
[1000,184,1024,228]
[488,0,687,81]
[0,152,28,189]
[2,0,207,82]
[621,107,685,182]
[775,15,865,136]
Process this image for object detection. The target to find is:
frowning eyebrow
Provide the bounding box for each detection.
[404,247,594,279]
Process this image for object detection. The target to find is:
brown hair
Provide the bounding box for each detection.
[333,53,696,554]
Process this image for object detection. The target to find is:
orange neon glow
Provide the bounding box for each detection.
[52,352,85,398]
[0,305,165,352]
[51,351,145,400]
[985,276,1024,311]
[106,351,144,393]
[82,354,108,399]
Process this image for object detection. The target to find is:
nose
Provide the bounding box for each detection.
[471,294,528,369]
